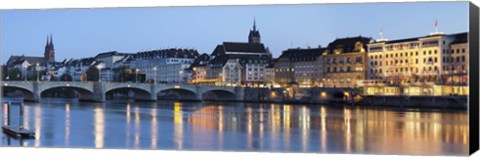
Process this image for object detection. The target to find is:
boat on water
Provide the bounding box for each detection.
[1,102,35,139]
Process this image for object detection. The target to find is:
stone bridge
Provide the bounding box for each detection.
[1,81,244,102]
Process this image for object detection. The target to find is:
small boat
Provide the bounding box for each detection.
[1,102,35,139]
[2,125,35,139]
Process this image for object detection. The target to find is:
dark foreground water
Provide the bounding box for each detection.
[0,98,468,155]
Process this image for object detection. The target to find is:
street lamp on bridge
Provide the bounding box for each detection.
[135,69,139,83]
[97,65,102,82]
[36,63,40,82]
[153,67,157,85]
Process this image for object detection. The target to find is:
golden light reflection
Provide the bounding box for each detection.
[24,104,29,130]
[300,106,310,152]
[3,103,8,126]
[320,106,327,152]
[344,108,351,153]
[94,105,105,149]
[126,103,131,147]
[34,105,42,147]
[65,103,70,146]
[259,107,264,149]
[134,105,140,148]
[283,105,291,148]
[218,106,224,132]
[247,107,253,149]
[354,108,365,153]
[173,102,183,149]
[151,105,158,149]
[218,105,224,149]
[353,107,469,155]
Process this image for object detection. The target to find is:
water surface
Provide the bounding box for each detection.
[0,98,468,155]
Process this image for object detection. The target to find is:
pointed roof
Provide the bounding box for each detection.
[249,18,260,38]
[49,34,54,48]
[326,36,372,54]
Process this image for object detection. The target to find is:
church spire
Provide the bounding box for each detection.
[248,17,261,44]
[49,34,53,47]
[46,36,50,47]
[253,17,256,31]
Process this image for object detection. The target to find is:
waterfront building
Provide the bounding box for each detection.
[206,19,273,86]
[5,55,45,77]
[322,36,372,88]
[189,53,210,84]
[113,54,134,68]
[94,51,127,69]
[130,48,199,84]
[364,32,469,96]
[101,68,114,82]
[264,62,276,87]
[274,47,324,87]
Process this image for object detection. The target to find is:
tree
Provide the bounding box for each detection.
[7,68,21,80]
[59,73,73,81]
[114,66,133,82]
[86,66,100,81]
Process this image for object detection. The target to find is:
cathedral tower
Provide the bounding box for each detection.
[248,18,261,44]
[44,34,55,63]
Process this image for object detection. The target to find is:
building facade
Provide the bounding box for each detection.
[95,51,127,69]
[274,47,324,87]
[130,48,199,84]
[364,32,468,96]
[322,36,372,88]
[189,53,210,84]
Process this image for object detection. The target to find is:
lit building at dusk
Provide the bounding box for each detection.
[363,32,469,96]
[321,36,372,88]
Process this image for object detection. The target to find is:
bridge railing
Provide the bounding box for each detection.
[1,80,246,88]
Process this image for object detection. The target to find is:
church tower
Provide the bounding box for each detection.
[248,18,261,44]
[44,34,55,63]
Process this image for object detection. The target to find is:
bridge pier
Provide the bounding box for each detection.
[234,87,245,101]
[89,82,106,102]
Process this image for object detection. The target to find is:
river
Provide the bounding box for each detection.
[0,98,468,155]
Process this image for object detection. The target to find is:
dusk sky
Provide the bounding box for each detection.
[0,1,469,63]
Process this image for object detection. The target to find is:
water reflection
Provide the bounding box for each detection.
[126,103,131,147]
[173,102,183,149]
[0,99,469,155]
[34,105,41,147]
[65,103,70,146]
[134,105,140,148]
[94,105,104,148]
[151,104,158,149]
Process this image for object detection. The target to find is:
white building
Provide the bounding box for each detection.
[130,48,199,84]
[95,51,127,69]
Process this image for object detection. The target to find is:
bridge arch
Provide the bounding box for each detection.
[38,82,95,101]
[2,85,37,102]
[157,88,199,101]
[40,86,95,101]
[201,89,236,101]
[105,86,153,101]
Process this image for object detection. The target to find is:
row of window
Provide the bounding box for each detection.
[324,57,363,64]
[369,48,466,60]
[370,55,466,67]
[370,65,467,75]
[326,67,363,73]
[247,68,264,71]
